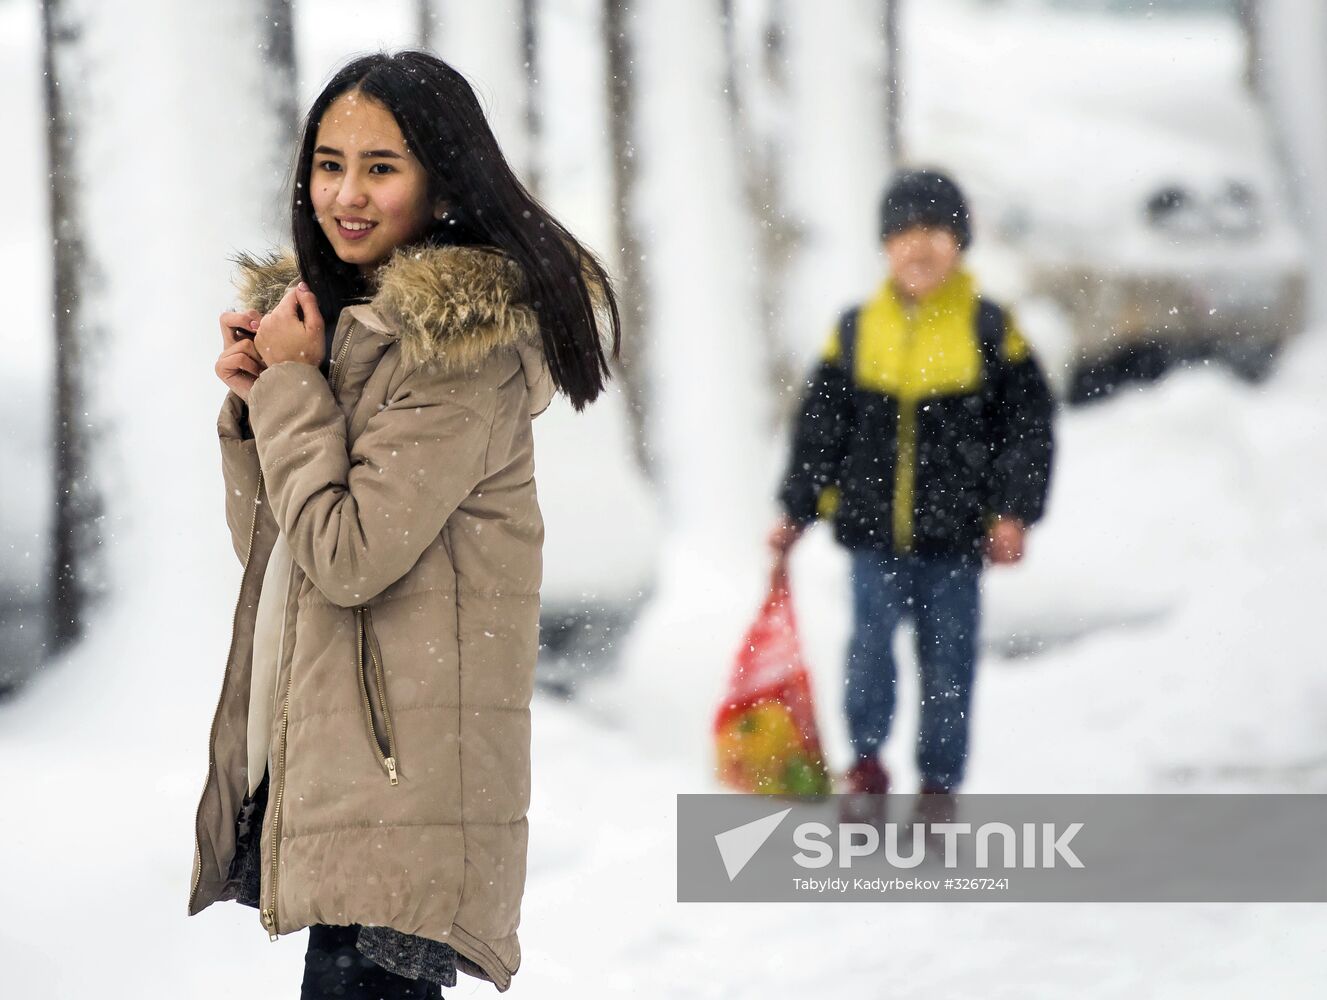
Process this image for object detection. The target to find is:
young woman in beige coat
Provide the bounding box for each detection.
[192,52,618,999]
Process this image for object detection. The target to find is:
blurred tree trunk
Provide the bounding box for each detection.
[1238,0,1260,94]
[603,0,652,475]
[418,0,436,51]
[263,0,298,151]
[42,0,105,655]
[260,0,298,220]
[721,0,797,418]
[521,0,542,196]
[884,0,902,161]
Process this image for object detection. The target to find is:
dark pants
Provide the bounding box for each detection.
[844,550,981,790]
[301,924,442,1000]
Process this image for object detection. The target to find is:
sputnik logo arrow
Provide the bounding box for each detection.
[715,807,792,881]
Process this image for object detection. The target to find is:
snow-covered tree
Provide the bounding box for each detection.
[603,0,651,469]
[41,0,299,659]
[419,0,535,187]
[777,0,890,373]
[608,0,773,761]
[629,0,769,551]
[1253,0,1327,324]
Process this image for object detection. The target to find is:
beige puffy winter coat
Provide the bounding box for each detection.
[189,244,553,991]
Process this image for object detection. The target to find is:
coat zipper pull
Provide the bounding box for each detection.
[385,756,399,785]
[261,908,278,942]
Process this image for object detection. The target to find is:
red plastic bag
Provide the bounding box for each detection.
[713,570,831,798]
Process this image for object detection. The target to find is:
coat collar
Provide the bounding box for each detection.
[231,243,541,376]
[878,267,976,322]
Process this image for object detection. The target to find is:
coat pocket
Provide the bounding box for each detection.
[355,605,400,786]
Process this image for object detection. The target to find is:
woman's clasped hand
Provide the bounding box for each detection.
[214,282,326,402]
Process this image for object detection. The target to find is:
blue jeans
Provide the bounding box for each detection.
[844,551,981,790]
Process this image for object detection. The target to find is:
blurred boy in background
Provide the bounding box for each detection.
[771,169,1055,804]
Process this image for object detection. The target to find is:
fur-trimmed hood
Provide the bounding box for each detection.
[232,244,542,374]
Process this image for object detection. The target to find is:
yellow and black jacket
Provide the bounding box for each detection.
[778,269,1054,562]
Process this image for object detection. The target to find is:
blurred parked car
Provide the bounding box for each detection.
[909,0,1307,401]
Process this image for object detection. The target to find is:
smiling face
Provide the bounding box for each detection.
[884,225,962,303]
[310,89,439,275]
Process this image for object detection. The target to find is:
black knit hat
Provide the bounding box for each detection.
[879,169,972,250]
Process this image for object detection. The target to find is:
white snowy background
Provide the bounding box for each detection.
[1,0,1325,996]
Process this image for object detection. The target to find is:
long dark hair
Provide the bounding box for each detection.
[291,51,620,410]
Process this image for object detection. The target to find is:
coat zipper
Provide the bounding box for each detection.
[190,466,265,914]
[893,405,917,553]
[356,606,401,784]
[260,683,291,940]
[892,305,919,553]
[328,316,356,394]
[260,319,359,940]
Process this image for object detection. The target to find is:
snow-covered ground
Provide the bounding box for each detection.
[3,0,1325,995]
[3,336,1325,997]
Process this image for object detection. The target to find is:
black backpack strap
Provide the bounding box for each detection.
[837,306,861,381]
[976,297,1005,381]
